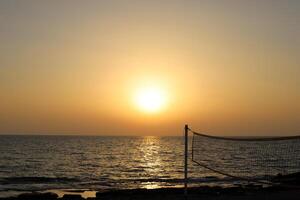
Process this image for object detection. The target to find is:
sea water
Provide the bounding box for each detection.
[1,135,299,197]
[0,136,188,196]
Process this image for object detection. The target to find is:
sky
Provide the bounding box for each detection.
[0,0,299,136]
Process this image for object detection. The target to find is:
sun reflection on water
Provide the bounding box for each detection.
[138,136,163,188]
[139,136,161,173]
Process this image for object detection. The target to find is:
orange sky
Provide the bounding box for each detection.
[0,1,299,136]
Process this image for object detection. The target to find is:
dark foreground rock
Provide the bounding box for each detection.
[62,194,85,200]
[15,192,58,200]
[1,186,300,200]
[273,172,300,185]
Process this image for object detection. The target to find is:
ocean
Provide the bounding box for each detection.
[1,135,299,197]
[0,136,190,197]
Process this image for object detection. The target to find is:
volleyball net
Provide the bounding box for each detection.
[185,126,300,187]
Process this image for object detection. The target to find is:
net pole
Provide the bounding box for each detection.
[184,124,189,198]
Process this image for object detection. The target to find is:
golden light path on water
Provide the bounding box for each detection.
[47,136,165,197]
[139,136,162,189]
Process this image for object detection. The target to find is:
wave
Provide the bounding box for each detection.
[0,177,79,185]
[113,176,236,184]
[0,175,247,186]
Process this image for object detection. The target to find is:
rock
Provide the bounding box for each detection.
[273,172,300,185]
[86,198,96,200]
[62,194,85,200]
[18,192,58,200]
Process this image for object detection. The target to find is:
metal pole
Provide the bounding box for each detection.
[184,124,188,197]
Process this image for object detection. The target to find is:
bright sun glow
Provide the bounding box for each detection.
[134,87,167,113]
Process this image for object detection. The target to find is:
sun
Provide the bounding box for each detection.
[134,86,167,113]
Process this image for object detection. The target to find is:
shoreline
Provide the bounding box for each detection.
[1,185,300,200]
[1,172,299,199]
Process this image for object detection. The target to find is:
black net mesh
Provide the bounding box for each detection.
[191,129,300,185]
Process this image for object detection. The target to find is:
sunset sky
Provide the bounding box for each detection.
[0,0,299,136]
